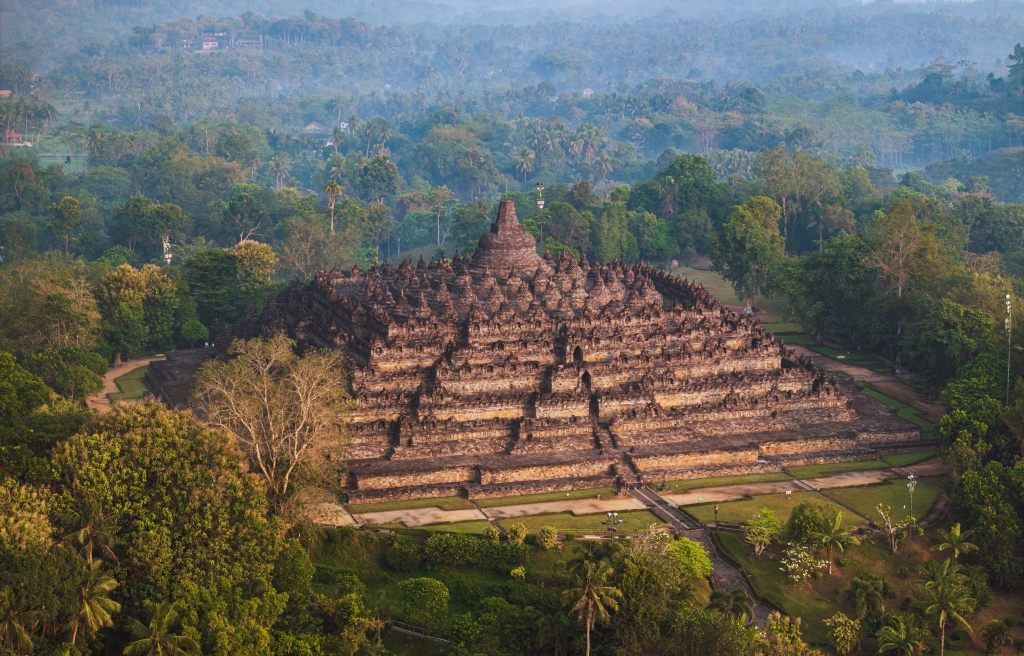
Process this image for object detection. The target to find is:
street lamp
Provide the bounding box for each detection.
[536,182,545,210]
[715,504,719,528]
[907,475,917,534]
[1006,295,1012,404]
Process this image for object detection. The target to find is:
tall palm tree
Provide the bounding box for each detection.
[922,582,974,656]
[811,511,860,574]
[268,156,290,190]
[514,147,535,186]
[323,180,343,233]
[70,561,121,645]
[562,560,622,656]
[64,496,120,566]
[708,589,754,620]
[123,602,200,656]
[932,524,977,562]
[876,616,929,656]
[0,587,40,655]
[330,126,344,152]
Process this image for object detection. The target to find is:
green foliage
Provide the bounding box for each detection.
[396,577,449,631]
[949,462,1024,587]
[786,501,833,544]
[183,241,276,331]
[903,299,994,385]
[51,402,278,606]
[424,533,480,569]
[0,352,51,421]
[384,536,422,572]
[823,612,860,655]
[745,507,783,557]
[505,523,527,545]
[710,196,785,302]
[662,604,755,656]
[668,537,713,579]
[615,559,667,655]
[536,526,558,550]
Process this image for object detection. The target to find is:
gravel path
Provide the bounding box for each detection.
[85,355,165,414]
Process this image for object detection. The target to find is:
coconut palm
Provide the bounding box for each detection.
[268,156,290,190]
[323,180,343,233]
[708,588,754,620]
[562,560,622,656]
[932,523,977,562]
[0,587,40,655]
[811,511,860,574]
[123,602,199,656]
[514,147,535,186]
[919,559,963,591]
[921,581,974,656]
[876,616,929,656]
[330,126,344,152]
[70,560,121,645]
[64,496,120,565]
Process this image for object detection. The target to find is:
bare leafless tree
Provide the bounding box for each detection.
[193,335,350,507]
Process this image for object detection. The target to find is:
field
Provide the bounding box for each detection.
[377,520,494,535]
[107,366,149,403]
[881,452,936,467]
[473,486,617,508]
[348,496,476,513]
[786,460,889,479]
[496,509,663,535]
[856,383,936,433]
[825,479,942,523]
[660,473,793,493]
[675,267,784,322]
[683,490,869,527]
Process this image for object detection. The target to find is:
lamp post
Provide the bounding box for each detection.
[1007,294,1012,405]
[536,182,546,248]
[907,474,917,535]
[715,504,719,528]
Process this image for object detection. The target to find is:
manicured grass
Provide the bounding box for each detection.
[921,475,949,491]
[786,460,889,479]
[473,487,617,508]
[417,520,494,535]
[108,366,149,402]
[676,267,783,322]
[881,452,936,467]
[660,472,792,493]
[683,490,868,527]
[807,344,880,366]
[825,479,941,523]
[761,322,804,335]
[856,383,935,434]
[348,496,475,513]
[496,509,663,535]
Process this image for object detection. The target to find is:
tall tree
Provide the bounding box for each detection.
[932,523,978,562]
[876,616,929,656]
[323,180,342,233]
[192,335,350,506]
[562,560,622,656]
[810,511,859,574]
[70,560,121,645]
[710,196,785,305]
[47,196,82,254]
[0,587,40,655]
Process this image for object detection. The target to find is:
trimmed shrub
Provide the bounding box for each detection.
[536,526,558,549]
[506,522,527,544]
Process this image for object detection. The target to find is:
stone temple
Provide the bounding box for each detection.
[259,200,931,503]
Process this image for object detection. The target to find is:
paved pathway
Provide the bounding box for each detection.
[352,507,487,527]
[86,355,165,414]
[481,497,645,519]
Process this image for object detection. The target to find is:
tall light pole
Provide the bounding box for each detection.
[1007,294,1012,405]
[536,182,546,250]
[907,474,917,533]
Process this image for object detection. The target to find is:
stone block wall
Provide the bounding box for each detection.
[479,458,615,484]
[630,448,759,470]
[355,465,478,489]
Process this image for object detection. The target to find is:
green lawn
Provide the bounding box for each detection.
[786,460,889,479]
[107,366,149,403]
[496,510,663,535]
[683,490,868,527]
[660,473,792,494]
[807,344,881,367]
[473,487,617,508]
[415,520,494,535]
[824,479,941,523]
[856,383,936,433]
[676,268,783,322]
[348,496,475,513]
[881,452,936,467]
[921,475,949,491]
[761,322,804,334]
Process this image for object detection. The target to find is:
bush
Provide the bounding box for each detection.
[897,566,910,577]
[812,570,824,579]
[837,557,850,567]
[510,566,526,580]
[482,526,501,544]
[980,619,1010,654]
[787,501,834,544]
[506,522,527,544]
[385,537,422,572]
[424,533,480,569]
[564,531,576,541]
[1005,617,1017,628]
[397,577,449,631]
[536,526,558,549]
[485,541,532,571]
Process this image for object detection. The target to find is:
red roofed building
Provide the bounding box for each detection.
[582,87,594,98]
